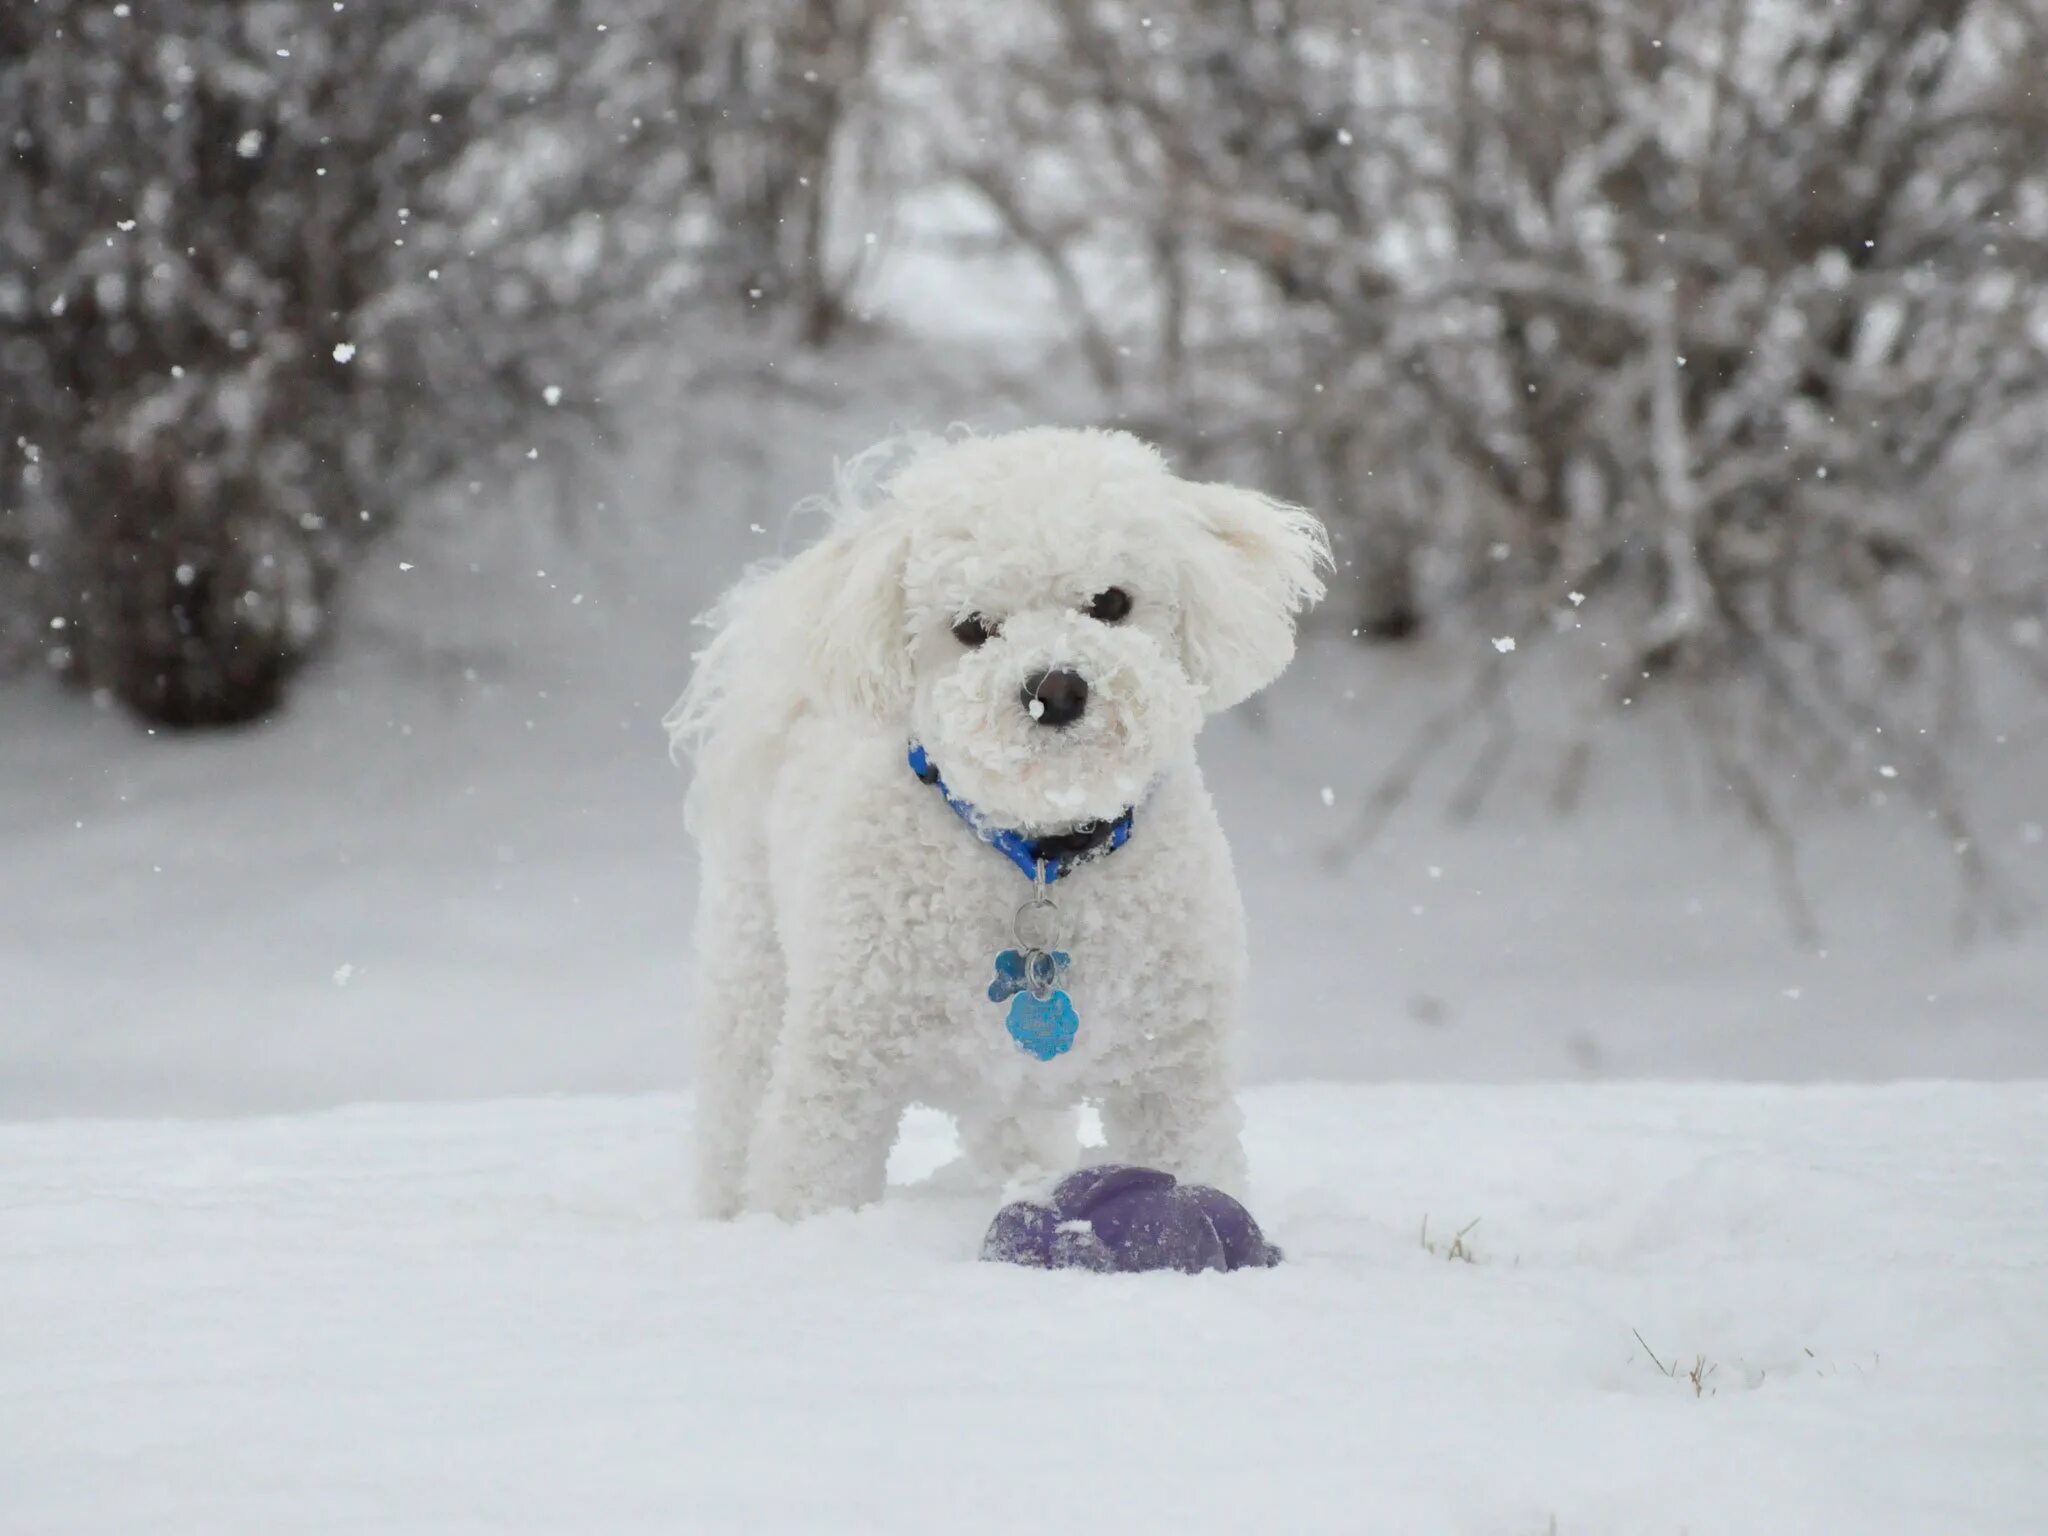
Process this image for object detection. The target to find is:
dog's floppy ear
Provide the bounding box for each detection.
[1177,481,1331,712]
[788,513,914,723]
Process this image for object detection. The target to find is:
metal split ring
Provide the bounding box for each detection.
[1017,947,1062,1001]
[1013,895,1062,955]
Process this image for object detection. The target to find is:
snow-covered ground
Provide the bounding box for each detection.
[6,1086,2045,1534]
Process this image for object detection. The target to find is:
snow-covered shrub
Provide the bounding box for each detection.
[674,0,894,343]
[926,0,2048,923]
[0,0,858,726]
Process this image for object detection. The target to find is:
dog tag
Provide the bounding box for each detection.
[988,948,1078,1060]
[987,947,1070,1003]
[1005,988,1080,1061]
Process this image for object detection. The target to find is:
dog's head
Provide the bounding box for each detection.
[787,428,1329,830]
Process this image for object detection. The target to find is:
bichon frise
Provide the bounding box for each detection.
[669,428,1327,1219]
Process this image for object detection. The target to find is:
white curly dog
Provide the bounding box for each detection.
[670,427,1327,1220]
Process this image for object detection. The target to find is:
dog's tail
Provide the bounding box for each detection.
[664,434,935,838]
[661,558,772,779]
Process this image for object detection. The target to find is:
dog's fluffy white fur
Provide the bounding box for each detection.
[670,427,1328,1219]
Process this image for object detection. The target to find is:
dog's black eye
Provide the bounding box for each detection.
[1087,587,1132,624]
[952,614,996,648]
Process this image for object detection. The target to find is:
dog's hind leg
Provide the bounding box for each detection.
[690,865,786,1219]
[743,969,917,1220]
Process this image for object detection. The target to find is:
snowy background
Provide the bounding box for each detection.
[6,328,2044,1118]
[5,3,2048,1532]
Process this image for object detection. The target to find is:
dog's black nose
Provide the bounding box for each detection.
[1022,669,1088,728]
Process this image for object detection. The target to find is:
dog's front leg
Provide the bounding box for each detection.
[742,978,913,1220]
[1100,1047,1250,1197]
[958,1108,1081,1189]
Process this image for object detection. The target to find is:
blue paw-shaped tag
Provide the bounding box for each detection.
[987,948,1070,1003]
[988,949,1079,1060]
[1006,988,1080,1061]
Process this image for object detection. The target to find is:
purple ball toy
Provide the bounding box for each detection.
[981,1164,1282,1274]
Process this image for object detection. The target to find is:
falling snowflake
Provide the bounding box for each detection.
[332,342,356,363]
[1492,636,1517,653]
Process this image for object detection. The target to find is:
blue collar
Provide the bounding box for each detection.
[908,743,1135,883]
